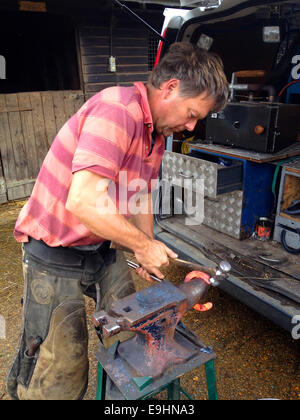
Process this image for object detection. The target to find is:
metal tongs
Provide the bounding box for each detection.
[126,259,231,286]
[126,260,163,282]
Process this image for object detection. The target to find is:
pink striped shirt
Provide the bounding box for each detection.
[14,83,165,247]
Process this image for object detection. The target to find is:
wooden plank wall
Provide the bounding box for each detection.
[78,10,163,98]
[0,7,163,203]
[0,90,84,201]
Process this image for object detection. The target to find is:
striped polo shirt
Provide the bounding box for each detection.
[14,82,165,247]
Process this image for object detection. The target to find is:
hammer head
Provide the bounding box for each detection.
[210,260,232,286]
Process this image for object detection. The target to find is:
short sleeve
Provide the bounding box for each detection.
[72,100,136,181]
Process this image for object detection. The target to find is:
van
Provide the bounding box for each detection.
[152,0,300,333]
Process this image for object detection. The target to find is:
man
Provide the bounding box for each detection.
[7,42,228,400]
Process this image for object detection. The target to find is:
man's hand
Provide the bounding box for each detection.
[134,239,178,282]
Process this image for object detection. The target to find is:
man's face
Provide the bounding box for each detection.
[154,80,216,137]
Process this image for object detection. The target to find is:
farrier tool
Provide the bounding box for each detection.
[111,241,231,285]
[126,258,231,286]
[93,260,231,398]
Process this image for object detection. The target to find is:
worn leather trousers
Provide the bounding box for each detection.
[6,239,135,400]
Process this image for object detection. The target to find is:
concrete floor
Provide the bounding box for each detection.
[0,201,299,400]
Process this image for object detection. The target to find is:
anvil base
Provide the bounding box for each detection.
[117,329,199,379]
[96,325,216,400]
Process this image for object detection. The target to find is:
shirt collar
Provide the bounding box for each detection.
[134,82,153,128]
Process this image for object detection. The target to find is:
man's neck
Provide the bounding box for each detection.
[146,83,159,129]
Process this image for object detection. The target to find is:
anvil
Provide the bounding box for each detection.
[93,266,229,379]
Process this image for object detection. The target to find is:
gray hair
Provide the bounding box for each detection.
[148,42,229,112]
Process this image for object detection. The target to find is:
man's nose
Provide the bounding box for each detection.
[184,120,197,131]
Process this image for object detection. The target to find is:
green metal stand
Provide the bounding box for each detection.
[96,361,107,401]
[205,360,218,400]
[96,360,218,401]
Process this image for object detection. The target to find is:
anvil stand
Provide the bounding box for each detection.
[94,277,220,401]
[95,323,217,401]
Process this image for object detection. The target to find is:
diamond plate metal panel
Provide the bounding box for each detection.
[162,152,244,239]
[183,190,243,239]
[203,190,243,239]
[162,151,220,199]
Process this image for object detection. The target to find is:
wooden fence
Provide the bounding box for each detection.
[0,90,85,203]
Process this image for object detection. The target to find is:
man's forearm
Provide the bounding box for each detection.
[66,171,151,253]
[66,171,178,279]
[131,213,154,239]
[131,193,154,239]
[75,207,150,253]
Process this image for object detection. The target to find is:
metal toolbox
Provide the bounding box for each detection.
[206,102,300,153]
[162,151,243,199]
[203,190,244,239]
[161,151,244,239]
[160,150,275,240]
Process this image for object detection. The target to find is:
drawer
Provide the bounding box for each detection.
[162,151,243,199]
[203,191,244,239]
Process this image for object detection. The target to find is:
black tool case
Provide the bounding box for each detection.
[206,102,300,153]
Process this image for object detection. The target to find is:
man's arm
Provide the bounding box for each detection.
[66,170,177,280]
[130,194,156,281]
[130,192,154,239]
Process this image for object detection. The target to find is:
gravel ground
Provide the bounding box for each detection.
[0,201,299,400]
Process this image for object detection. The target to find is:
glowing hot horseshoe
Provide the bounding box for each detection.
[193,302,213,312]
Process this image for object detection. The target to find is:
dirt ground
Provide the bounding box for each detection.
[0,201,299,400]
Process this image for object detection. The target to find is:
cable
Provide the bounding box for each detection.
[280,229,300,254]
[278,80,300,97]
[271,157,300,198]
[112,0,169,45]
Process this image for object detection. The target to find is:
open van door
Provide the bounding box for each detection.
[154,0,300,333]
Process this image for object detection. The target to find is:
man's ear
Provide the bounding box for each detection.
[160,79,180,99]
